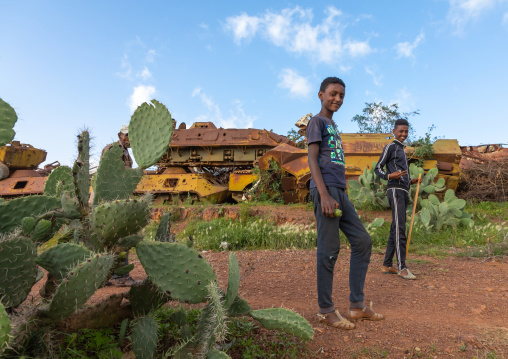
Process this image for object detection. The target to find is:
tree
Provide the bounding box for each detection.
[351,102,420,138]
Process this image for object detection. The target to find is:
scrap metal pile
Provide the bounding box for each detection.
[458,143,508,202]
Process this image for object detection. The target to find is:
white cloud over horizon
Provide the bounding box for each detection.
[192,87,256,128]
[365,67,382,87]
[224,6,373,64]
[128,85,156,112]
[278,69,311,97]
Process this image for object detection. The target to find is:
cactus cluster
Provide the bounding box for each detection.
[0,98,17,147]
[348,162,390,210]
[415,189,474,231]
[0,98,313,358]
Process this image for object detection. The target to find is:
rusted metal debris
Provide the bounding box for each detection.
[460,143,508,168]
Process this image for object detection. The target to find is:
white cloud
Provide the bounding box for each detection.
[224,6,373,64]
[128,85,156,112]
[224,13,261,44]
[137,67,152,80]
[277,69,311,97]
[339,65,353,73]
[365,67,382,87]
[503,11,508,23]
[395,31,425,59]
[192,87,256,128]
[344,40,372,57]
[447,0,502,33]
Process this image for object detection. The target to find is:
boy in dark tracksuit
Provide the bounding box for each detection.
[374,119,420,280]
[307,77,384,330]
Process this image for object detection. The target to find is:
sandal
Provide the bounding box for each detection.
[348,301,384,322]
[381,266,397,274]
[398,268,416,280]
[317,310,355,330]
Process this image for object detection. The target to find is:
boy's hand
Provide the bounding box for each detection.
[388,170,407,179]
[411,177,422,184]
[321,194,339,218]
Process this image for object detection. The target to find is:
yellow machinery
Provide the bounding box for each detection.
[0,141,50,198]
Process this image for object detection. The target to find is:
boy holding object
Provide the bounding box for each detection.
[307,77,384,330]
[374,118,421,280]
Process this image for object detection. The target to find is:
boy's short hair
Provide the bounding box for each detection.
[394,118,409,128]
[320,77,346,93]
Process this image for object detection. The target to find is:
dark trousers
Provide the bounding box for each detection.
[384,188,409,271]
[311,186,372,313]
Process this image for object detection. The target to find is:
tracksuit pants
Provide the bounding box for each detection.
[384,188,409,271]
[311,186,372,313]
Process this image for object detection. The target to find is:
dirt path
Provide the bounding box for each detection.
[204,249,508,358]
[68,249,507,358]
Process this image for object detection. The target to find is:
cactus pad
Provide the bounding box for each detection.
[0,237,38,308]
[36,243,91,280]
[113,263,134,277]
[129,278,170,315]
[0,302,10,353]
[44,166,75,197]
[0,196,61,234]
[21,217,37,236]
[224,252,240,309]
[155,212,172,242]
[137,242,216,304]
[249,308,314,340]
[0,98,17,146]
[31,219,52,243]
[90,199,150,246]
[93,143,143,205]
[115,234,143,252]
[131,316,158,359]
[227,295,252,317]
[46,253,114,320]
[73,131,90,207]
[129,99,173,168]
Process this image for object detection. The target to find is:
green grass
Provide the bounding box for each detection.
[179,217,317,251]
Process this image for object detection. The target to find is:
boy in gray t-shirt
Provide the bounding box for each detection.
[307,77,384,330]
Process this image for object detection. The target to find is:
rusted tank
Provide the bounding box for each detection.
[0,141,54,198]
[253,131,462,204]
[134,122,295,203]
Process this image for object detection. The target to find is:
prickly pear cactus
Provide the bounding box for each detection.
[90,198,150,247]
[136,242,216,304]
[36,243,91,280]
[131,316,158,359]
[73,131,90,207]
[416,189,473,230]
[45,253,114,320]
[155,212,172,242]
[226,295,252,317]
[224,252,240,308]
[0,98,17,146]
[0,196,61,234]
[21,217,37,236]
[0,237,38,308]
[31,219,53,243]
[348,161,389,210]
[249,308,314,340]
[43,166,75,198]
[93,143,143,205]
[0,302,10,353]
[129,279,170,316]
[129,99,174,168]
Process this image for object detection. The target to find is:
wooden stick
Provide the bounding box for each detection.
[406,173,422,257]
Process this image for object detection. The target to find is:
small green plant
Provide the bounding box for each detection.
[251,160,284,203]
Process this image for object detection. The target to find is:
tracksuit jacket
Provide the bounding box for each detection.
[374,140,412,191]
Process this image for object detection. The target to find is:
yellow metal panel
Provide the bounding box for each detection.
[229,172,257,191]
[0,144,47,169]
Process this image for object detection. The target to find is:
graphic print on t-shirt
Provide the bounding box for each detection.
[326,125,345,166]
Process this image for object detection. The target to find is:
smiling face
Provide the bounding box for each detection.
[393,125,409,143]
[318,83,345,117]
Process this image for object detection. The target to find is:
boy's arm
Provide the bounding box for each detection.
[308,143,338,218]
[374,145,390,180]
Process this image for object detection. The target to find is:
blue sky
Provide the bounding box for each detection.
[1,1,507,167]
